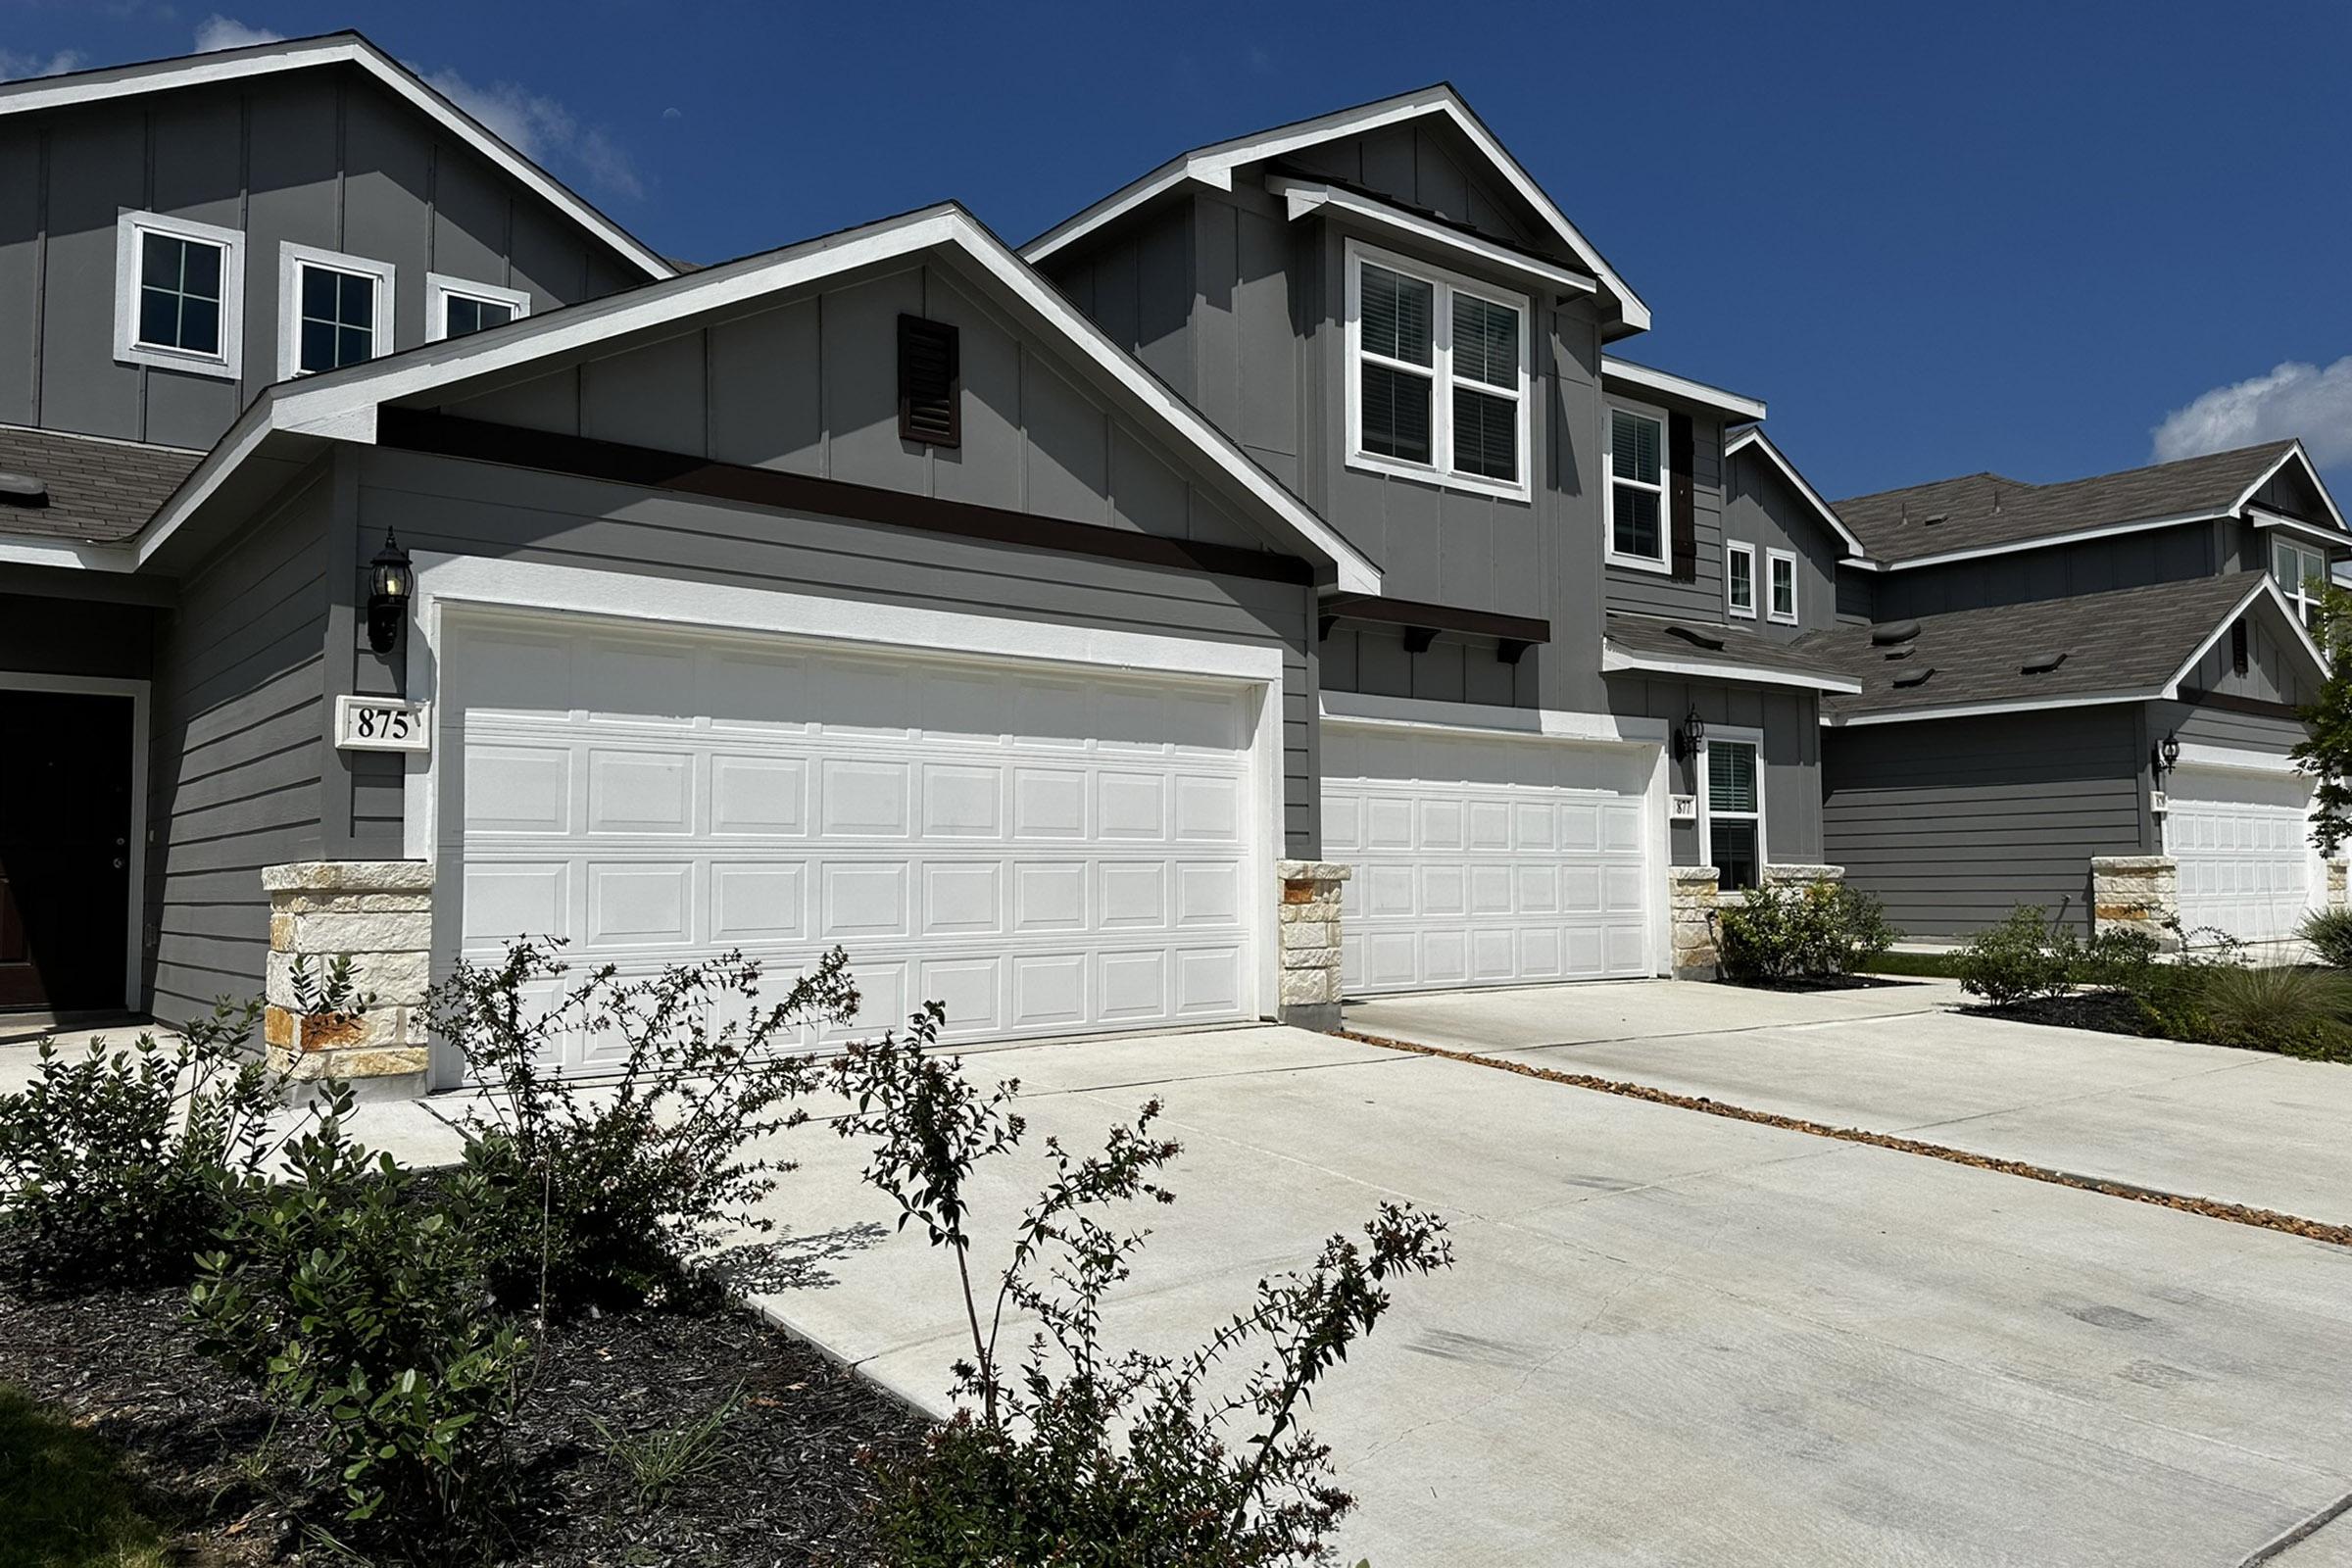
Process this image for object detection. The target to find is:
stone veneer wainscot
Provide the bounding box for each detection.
[263,860,435,1098]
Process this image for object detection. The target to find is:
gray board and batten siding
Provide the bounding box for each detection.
[1721,442,1843,642]
[0,62,644,451]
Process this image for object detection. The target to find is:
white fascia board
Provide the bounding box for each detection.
[2160,576,2326,696]
[0,536,138,571]
[1266,176,1596,296]
[1600,358,1767,423]
[1830,690,2157,726]
[132,409,282,567]
[2248,506,2350,550]
[1722,426,1867,557]
[2172,742,2308,777]
[2234,441,2349,535]
[1600,641,1861,694]
[134,207,1383,594]
[1320,688,1669,745]
[0,37,671,282]
[1857,509,2226,573]
[1021,87,1649,331]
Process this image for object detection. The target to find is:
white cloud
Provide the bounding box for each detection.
[193,14,282,51]
[2152,357,2352,468]
[0,48,84,80]
[425,66,643,201]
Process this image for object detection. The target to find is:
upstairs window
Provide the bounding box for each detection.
[426,273,531,342]
[1768,548,1799,624]
[279,244,395,379]
[1606,402,1670,569]
[1346,242,1527,499]
[115,211,244,378]
[2274,537,2328,629]
[1703,733,1763,892]
[1726,541,1756,617]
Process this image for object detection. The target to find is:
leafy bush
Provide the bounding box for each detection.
[0,999,285,1288]
[191,1083,525,1542]
[2300,907,2352,969]
[836,1006,1452,1566]
[1715,879,1897,984]
[2181,963,2352,1059]
[1955,906,2079,1006]
[430,939,858,1316]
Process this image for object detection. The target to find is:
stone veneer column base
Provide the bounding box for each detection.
[2329,858,2348,911]
[1761,863,1846,887]
[2089,855,2180,950]
[1667,866,1721,980]
[263,860,436,1100]
[1275,859,1350,1032]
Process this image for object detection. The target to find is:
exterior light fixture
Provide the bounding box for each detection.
[2154,731,2180,776]
[368,527,413,655]
[1677,706,1707,760]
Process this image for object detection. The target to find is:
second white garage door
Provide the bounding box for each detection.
[1322,722,1653,995]
[440,613,1262,1074]
[2167,764,2319,946]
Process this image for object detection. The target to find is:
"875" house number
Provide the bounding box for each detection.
[334,694,430,753]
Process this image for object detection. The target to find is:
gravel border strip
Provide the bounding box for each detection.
[1340,1029,2352,1249]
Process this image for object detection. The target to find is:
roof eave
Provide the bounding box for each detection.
[1600,640,1861,695]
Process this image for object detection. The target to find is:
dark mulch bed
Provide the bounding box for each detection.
[0,1256,930,1565]
[1970,989,2154,1037]
[1721,972,1918,993]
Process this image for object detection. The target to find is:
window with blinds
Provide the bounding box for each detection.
[1348,245,1526,495]
[1705,738,1761,891]
[1607,406,1667,566]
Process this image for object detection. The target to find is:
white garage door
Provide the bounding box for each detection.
[1322,722,1653,995]
[441,613,1261,1075]
[2167,764,2319,945]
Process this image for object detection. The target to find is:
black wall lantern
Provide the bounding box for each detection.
[367,528,413,655]
[2152,730,2180,778]
[1676,706,1707,761]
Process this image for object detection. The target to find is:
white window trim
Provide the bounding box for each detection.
[1696,724,1766,891]
[1726,540,1757,618]
[114,209,244,379]
[2273,536,2328,629]
[1604,395,1673,573]
[1342,238,1531,503]
[423,271,531,343]
[1766,547,1799,625]
[277,242,397,381]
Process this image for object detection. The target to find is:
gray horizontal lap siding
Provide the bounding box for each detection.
[1823,709,2149,938]
[148,468,332,1018]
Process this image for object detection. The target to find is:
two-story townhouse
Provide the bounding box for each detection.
[1025,88,1861,993]
[1801,441,2347,948]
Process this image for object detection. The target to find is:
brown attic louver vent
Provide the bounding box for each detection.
[898,315,960,448]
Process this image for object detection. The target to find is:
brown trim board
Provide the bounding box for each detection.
[1318,591,1549,644]
[376,409,1313,587]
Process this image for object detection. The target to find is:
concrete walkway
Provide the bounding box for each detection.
[1348,979,2352,1222]
[750,1022,2352,1567]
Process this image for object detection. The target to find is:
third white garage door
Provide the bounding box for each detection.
[1322,722,1653,995]
[440,612,1263,1075]
[2167,763,2320,946]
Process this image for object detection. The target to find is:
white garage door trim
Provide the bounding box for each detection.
[2165,753,2320,948]
[401,552,1287,1086]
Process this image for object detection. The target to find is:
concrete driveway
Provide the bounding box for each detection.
[758,1017,2352,1567]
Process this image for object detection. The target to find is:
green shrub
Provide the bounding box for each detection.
[1955,906,2079,1006]
[190,1084,525,1543]
[430,939,857,1316]
[0,999,286,1288]
[836,1008,1452,1565]
[2300,907,2352,969]
[2182,964,2352,1059]
[1715,880,1897,983]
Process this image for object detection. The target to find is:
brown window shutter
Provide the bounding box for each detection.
[1669,413,1696,582]
[2231,621,2250,675]
[898,315,960,447]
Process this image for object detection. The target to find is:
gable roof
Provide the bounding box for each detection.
[1723,427,1867,558]
[1837,441,2342,569]
[0,31,672,285]
[1020,84,1649,335]
[0,425,201,545]
[1602,360,1767,423]
[90,203,1384,594]
[1798,572,2322,724]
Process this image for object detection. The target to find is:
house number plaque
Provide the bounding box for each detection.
[335,694,430,754]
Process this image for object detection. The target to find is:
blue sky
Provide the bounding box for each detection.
[7,0,2351,502]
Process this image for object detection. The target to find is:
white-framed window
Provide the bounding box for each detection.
[278,242,396,380]
[424,272,530,342]
[1343,239,1529,501]
[1726,540,1756,618]
[114,210,244,379]
[1698,726,1765,892]
[1604,398,1671,571]
[2274,537,2328,629]
[1767,547,1799,624]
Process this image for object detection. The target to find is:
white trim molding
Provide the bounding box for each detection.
[1268,175,1597,296]
[2172,742,2310,777]
[1765,546,1799,625]
[1601,639,1862,695]
[277,242,397,381]
[1722,426,1868,558]
[423,272,532,343]
[1319,688,1671,747]
[2235,442,2350,536]
[1600,359,1768,422]
[1342,238,1532,503]
[1696,722,1766,893]
[0,670,150,1011]
[1603,396,1673,573]
[1841,509,2228,574]
[1725,539,1757,618]
[1828,690,2153,727]
[114,209,245,380]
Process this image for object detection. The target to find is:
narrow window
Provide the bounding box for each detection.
[278,244,394,380]
[1607,405,1668,567]
[426,274,531,342]
[898,315,961,447]
[1356,263,1435,464]
[1726,541,1756,617]
[2273,537,2328,630]
[1767,549,1799,624]
[116,211,244,378]
[1346,244,1527,496]
[1704,737,1762,892]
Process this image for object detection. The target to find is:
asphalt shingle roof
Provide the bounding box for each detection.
[0,424,200,544]
[1796,572,2275,719]
[1603,612,1859,689]
[1835,442,2297,565]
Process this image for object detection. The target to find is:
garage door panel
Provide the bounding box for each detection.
[2168,764,2317,945]
[710,862,807,942]
[920,764,1004,838]
[587,751,693,834]
[922,862,1003,937]
[710,757,806,835]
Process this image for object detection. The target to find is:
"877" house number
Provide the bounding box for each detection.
[334,695,430,753]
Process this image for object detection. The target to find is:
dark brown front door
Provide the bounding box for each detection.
[0,690,134,1012]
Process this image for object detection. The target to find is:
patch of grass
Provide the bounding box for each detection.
[0,1383,172,1568]
[591,1382,747,1511]
[1858,949,1969,980]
